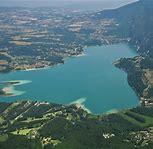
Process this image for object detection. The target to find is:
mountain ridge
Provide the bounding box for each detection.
[93,0,153,57]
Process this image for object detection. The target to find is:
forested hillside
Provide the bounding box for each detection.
[93,0,153,57]
[1,101,153,148]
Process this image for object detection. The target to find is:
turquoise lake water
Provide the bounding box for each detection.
[0,43,139,114]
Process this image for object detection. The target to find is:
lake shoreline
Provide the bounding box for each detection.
[0,80,31,97]
[0,43,139,114]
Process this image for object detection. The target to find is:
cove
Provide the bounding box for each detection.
[0,43,139,114]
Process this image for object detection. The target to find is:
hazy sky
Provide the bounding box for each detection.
[0,0,138,11]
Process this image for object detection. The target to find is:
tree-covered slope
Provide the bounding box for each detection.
[93,0,153,57]
[0,101,153,148]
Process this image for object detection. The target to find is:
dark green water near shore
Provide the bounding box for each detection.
[0,43,139,114]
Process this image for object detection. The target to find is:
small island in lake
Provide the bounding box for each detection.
[0,80,31,97]
[0,87,14,97]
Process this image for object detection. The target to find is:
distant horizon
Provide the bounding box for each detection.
[0,0,138,11]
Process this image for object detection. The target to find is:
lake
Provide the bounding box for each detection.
[0,43,139,114]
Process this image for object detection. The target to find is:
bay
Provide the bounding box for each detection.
[0,43,139,114]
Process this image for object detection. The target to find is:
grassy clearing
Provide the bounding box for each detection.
[11,127,40,135]
[0,116,4,124]
[3,102,19,115]
[21,116,50,123]
[119,112,142,126]
[119,110,153,127]
[11,128,33,135]
[0,134,8,142]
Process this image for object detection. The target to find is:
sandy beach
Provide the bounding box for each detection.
[70,97,91,113]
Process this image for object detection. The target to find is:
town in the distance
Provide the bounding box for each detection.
[0,7,123,72]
